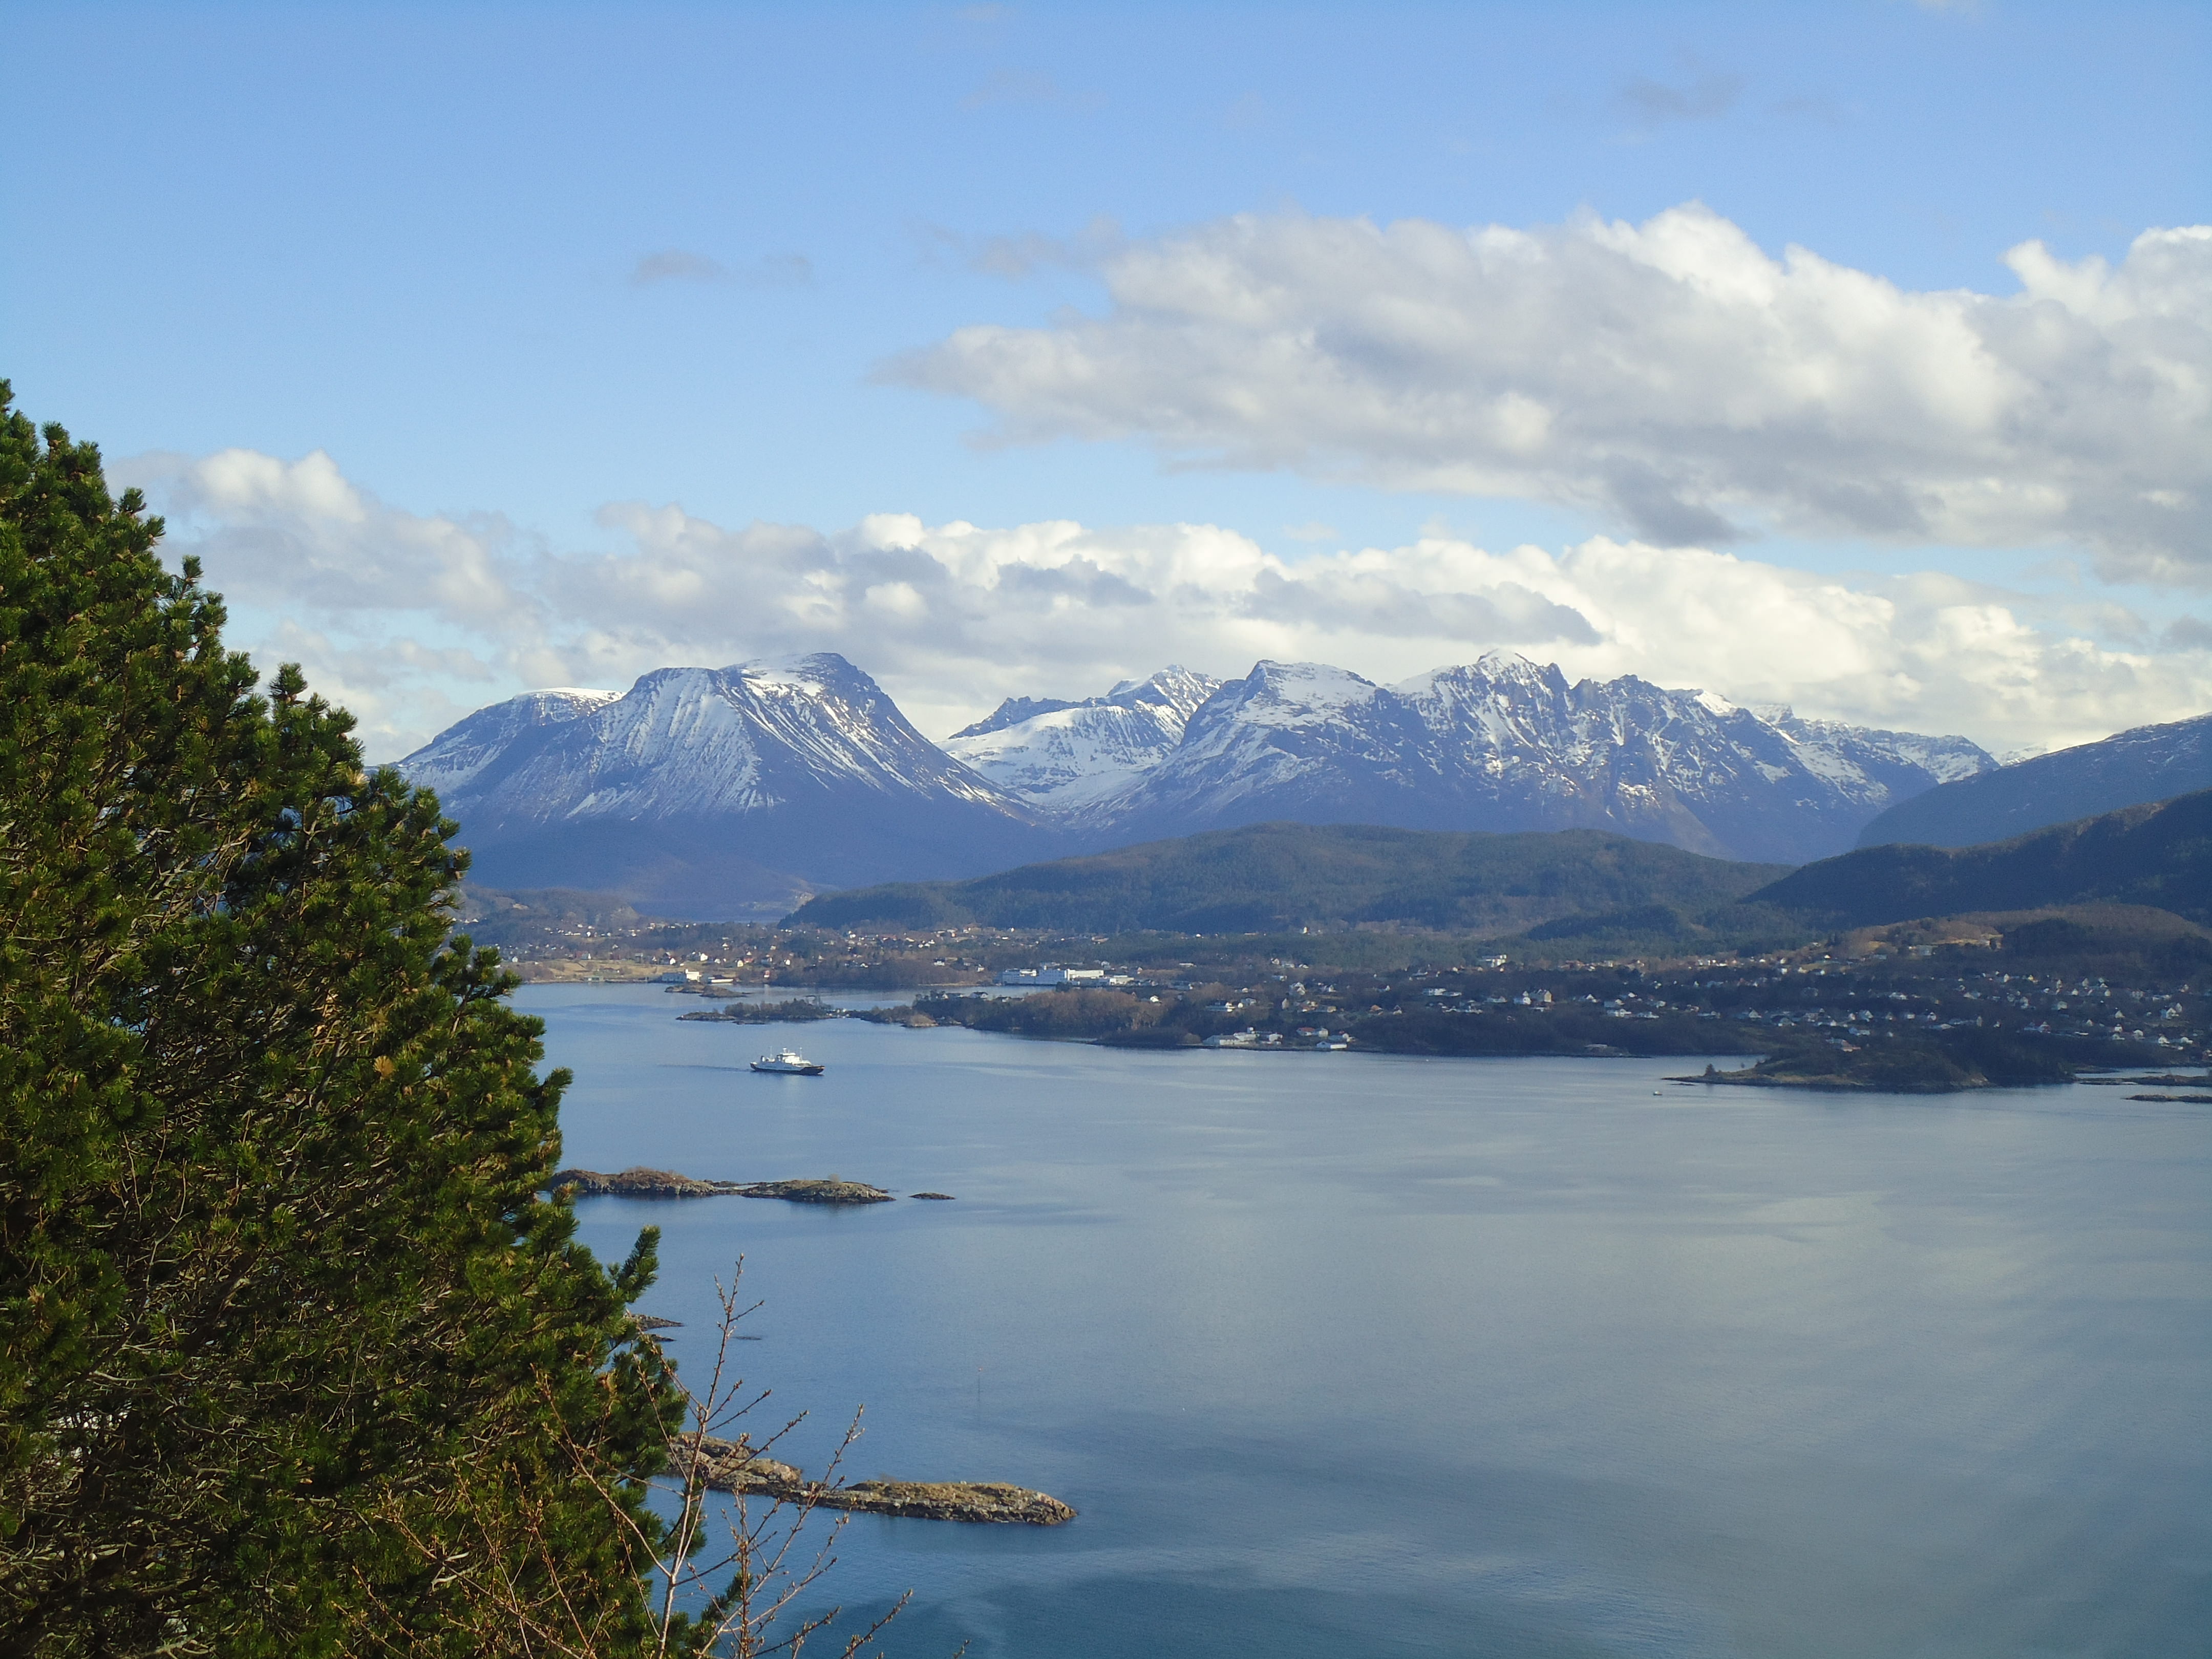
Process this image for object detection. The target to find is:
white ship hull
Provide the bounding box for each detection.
[751,1051,824,1075]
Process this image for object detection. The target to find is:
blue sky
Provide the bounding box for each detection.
[5,1,2207,757]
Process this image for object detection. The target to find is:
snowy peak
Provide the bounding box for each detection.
[1113,664,1232,723]
[1014,653,1996,864]
[941,666,1224,815]
[712,654,1009,805]
[952,695,1083,741]
[1396,650,1570,704]
[396,654,1051,917]
[1768,712,1992,790]
[1231,661,1389,726]
[406,653,1017,831]
[953,665,1222,741]
[1124,661,1439,827]
[400,686,621,801]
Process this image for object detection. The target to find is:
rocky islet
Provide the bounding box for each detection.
[546,1168,912,1204]
[669,1434,1073,1525]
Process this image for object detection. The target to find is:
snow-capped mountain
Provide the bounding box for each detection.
[941,666,1221,816]
[401,649,1997,917]
[1021,653,1992,865]
[401,687,623,800]
[399,654,1050,917]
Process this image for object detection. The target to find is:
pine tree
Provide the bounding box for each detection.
[0,385,687,1654]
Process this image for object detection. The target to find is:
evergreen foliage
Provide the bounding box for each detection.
[0,388,687,1654]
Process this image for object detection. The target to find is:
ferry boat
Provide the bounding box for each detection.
[750,1050,824,1075]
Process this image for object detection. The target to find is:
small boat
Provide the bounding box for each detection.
[750,1050,824,1076]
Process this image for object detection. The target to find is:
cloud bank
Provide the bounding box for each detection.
[887,204,2211,581]
[122,448,2212,765]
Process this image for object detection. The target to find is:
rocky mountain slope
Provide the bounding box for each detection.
[941,667,1221,815]
[1855,711,2212,849]
[399,654,1048,917]
[1091,654,1991,865]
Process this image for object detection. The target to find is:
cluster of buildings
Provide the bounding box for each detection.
[996,966,1134,987]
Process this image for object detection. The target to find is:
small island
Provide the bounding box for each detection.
[546,1168,896,1204]
[732,1178,894,1205]
[672,1434,1074,1525]
[1674,1029,2080,1094]
[547,1167,734,1198]
[678,996,841,1024]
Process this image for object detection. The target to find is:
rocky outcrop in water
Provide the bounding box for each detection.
[548,1167,733,1198]
[669,1433,803,1492]
[817,1479,1075,1523]
[732,1178,893,1204]
[670,1435,1074,1525]
[546,1169,896,1203]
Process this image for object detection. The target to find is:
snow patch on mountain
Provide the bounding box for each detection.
[408,654,1020,832]
[396,654,1051,916]
[943,666,1220,816]
[1033,652,1995,864]
[401,687,620,801]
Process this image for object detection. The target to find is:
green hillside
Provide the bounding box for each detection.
[1752,788,2212,927]
[785,822,1790,936]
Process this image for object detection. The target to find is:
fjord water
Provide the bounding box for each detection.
[527,986,2212,1658]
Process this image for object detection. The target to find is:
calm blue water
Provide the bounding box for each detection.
[526,984,2212,1658]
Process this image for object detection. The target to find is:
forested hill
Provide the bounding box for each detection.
[784,822,1788,935]
[1752,789,2212,927]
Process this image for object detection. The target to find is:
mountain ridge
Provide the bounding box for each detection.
[785,821,1789,937]
[1855,710,2212,849]
[942,666,1221,816]
[1757,788,2212,927]
[400,650,2001,918]
[1094,653,1991,864]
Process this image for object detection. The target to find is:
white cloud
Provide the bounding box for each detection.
[885,205,2212,582]
[156,447,530,621]
[121,448,2212,765]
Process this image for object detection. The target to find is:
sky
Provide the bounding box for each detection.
[4,0,2207,761]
